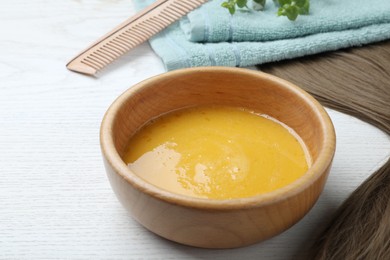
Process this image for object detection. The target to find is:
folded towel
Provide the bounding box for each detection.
[181,0,390,43]
[134,0,390,71]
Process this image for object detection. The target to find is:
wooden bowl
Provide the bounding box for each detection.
[100,67,336,248]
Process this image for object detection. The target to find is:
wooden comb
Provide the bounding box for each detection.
[66,0,207,75]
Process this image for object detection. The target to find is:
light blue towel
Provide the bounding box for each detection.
[181,0,390,42]
[134,0,390,71]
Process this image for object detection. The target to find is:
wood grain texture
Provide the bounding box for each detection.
[0,0,389,259]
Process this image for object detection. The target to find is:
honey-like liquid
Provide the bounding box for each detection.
[124,106,310,199]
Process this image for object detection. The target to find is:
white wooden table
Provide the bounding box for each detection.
[1,1,389,259]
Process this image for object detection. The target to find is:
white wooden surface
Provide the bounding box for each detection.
[0,1,389,259]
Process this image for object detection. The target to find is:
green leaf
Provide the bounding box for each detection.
[295,0,307,7]
[222,0,237,14]
[236,0,248,8]
[277,8,285,16]
[222,0,310,21]
[278,4,299,21]
[286,10,299,20]
[299,0,310,14]
[278,0,290,6]
[253,0,266,5]
[228,5,236,14]
[221,2,230,8]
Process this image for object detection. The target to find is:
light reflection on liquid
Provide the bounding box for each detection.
[125,106,310,199]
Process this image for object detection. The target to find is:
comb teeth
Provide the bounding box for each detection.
[66,0,207,75]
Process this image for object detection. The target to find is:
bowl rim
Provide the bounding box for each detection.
[100,67,336,210]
